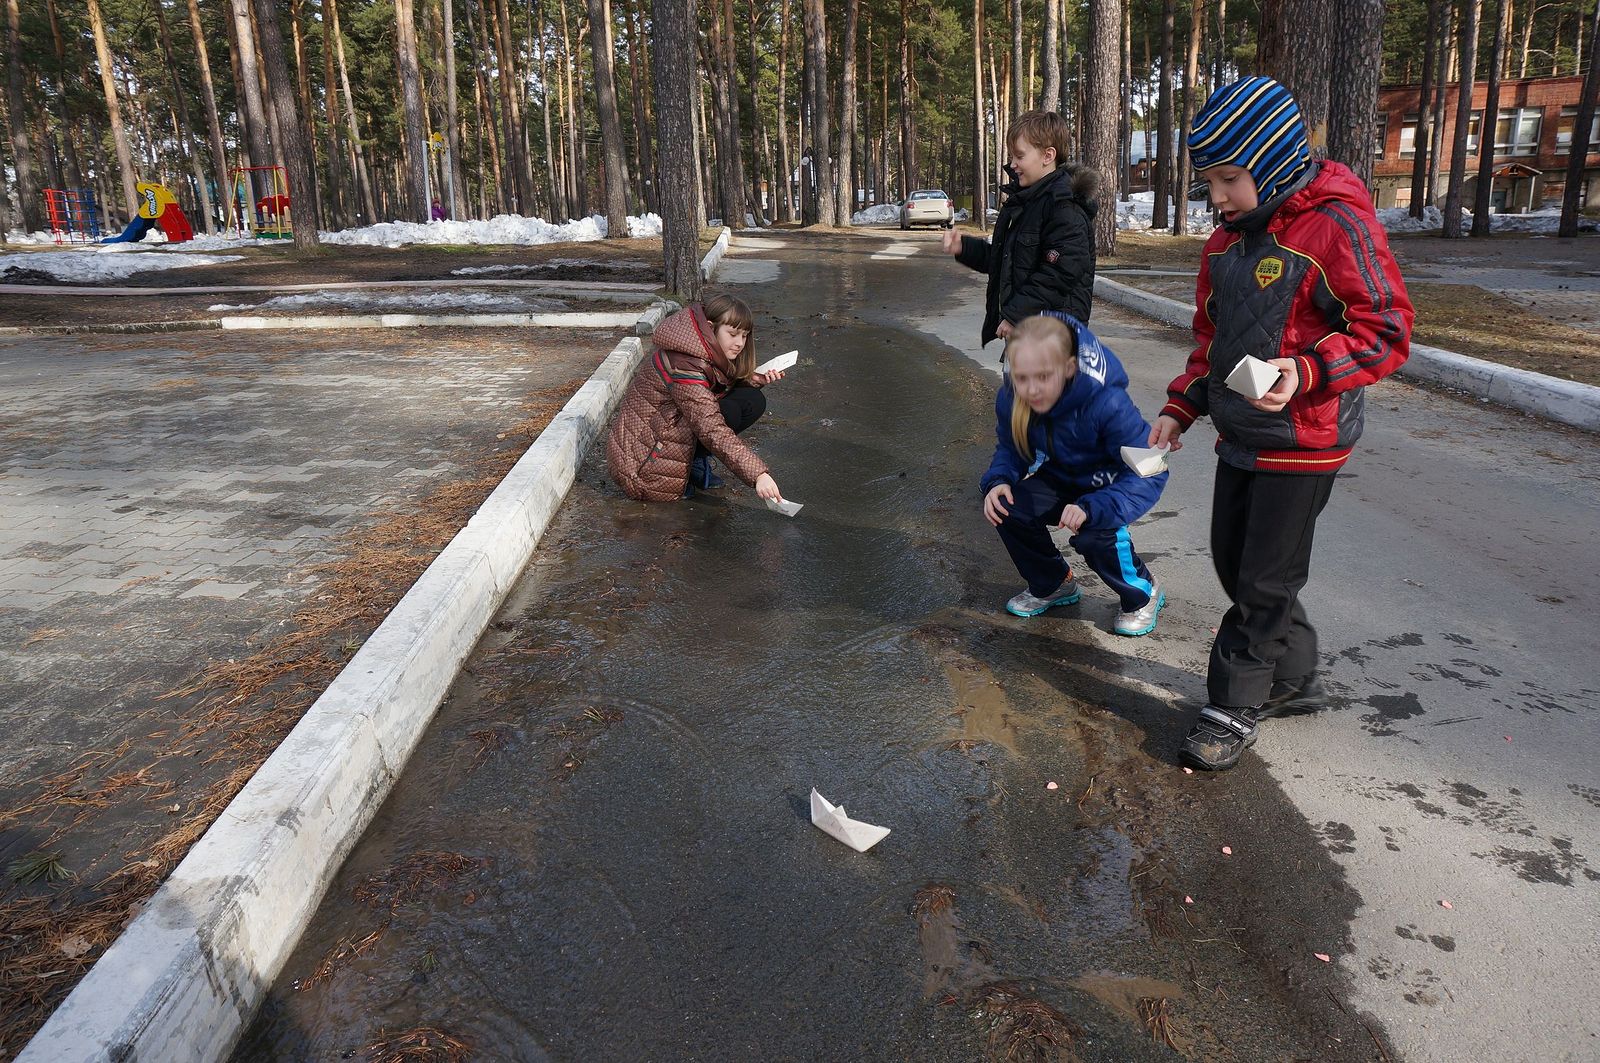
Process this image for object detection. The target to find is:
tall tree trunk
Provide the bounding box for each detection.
[1257,0,1331,151]
[1471,0,1508,234]
[837,0,860,223]
[44,0,84,188]
[1085,0,1120,253]
[630,0,657,209]
[1409,0,1441,217]
[394,0,430,219]
[229,0,274,175]
[289,0,322,222]
[320,0,348,224]
[86,0,139,216]
[973,0,987,229]
[492,0,532,211]
[466,0,506,214]
[153,0,216,232]
[776,0,794,220]
[1175,0,1202,235]
[706,0,746,227]
[1328,0,1386,189]
[1442,0,1482,238]
[251,0,320,247]
[1010,0,1024,118]
[1559,0,1599,237]
[444,0,468,217]
[587,0,631,235]
[328,0,377,222]
[1041,0,1061,111]
[4,0,43,231]
[803,0,836,224]
[1119,1,1130,196]
[746,2,769,222]
[897,0,914,196]
[1153,0,1174,229]
[1427,3,1452,204]
[1213,0,1227,86]
[650,0,701,297]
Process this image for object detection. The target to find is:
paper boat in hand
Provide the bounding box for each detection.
[810,788,891,853]
[754,350,799,375]
[766,496,803,517]
[1225,355,1281,400]
[1120,444,1170,477]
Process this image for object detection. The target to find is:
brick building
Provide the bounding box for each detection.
[1372,74,1599,213]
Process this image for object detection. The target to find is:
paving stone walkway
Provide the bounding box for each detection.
[0,326,616,788]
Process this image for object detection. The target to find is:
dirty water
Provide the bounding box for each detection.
[234,233,1376,1062]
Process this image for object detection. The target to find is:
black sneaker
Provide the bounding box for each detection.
[1257,673,1330,719]
[1179,704,1259,771]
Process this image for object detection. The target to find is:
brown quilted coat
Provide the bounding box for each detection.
[606,304,770,502]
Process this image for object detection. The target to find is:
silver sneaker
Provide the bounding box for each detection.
[1005,577,1082,617]
[1113,581,1164,636]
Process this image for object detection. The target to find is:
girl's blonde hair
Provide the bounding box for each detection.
[702,291,756,379]
[1006,316,1078,459]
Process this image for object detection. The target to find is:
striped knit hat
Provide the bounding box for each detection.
[1189,76,1311,204]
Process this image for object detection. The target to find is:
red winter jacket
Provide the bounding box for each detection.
[1160,161,1413,474]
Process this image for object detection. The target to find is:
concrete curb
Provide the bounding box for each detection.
[700,226,732,280]
[0,320,224,337]
[0,277,659,298]
[1093,275,1600,433]
[219,309,647,331]
[18,329,650,1062]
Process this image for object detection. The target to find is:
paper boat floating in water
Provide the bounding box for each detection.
[1120,443,1170,477]
[766,497,803,517]
[810,788,891,852]
[1225,355,1282,400]
[754,350,799,375]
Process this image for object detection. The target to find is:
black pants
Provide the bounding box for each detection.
[1207,460,1336,709]
[694,384,766,458]
[994,474,1157,612]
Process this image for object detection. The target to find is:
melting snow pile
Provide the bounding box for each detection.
[0,248,243,282]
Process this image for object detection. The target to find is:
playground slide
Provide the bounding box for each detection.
[102,216,156,243]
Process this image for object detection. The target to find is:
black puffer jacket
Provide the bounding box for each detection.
[955,163,1099,345]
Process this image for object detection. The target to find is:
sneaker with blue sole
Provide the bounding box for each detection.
[1005,577,1082,617]
[1113,581,1164,637]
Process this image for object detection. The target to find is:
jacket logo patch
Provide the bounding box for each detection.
[1045,249,1060,263]
[1254,256,1285,289]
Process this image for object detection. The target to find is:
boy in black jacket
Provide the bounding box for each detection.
[943,110,1100,349]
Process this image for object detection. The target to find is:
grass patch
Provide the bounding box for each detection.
[6,852,71,885]
[1408,282,1600,386]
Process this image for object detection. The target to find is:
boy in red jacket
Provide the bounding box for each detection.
[1148,76,1414,771]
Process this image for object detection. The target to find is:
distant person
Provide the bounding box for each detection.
[1148,76,1414,771]
[430,198,446,221]
[981,313,1167,637]
[607,293,788,503]
[942,110,1099,353]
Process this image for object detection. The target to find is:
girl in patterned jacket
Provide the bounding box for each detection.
[606,293,787,503]
[1148,77,1414,771]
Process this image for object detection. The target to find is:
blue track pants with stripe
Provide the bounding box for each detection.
[994,474,1156,612]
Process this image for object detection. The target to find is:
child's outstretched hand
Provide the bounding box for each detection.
[983,484,1014,526]
[755,473,782,502]
[941,229,962,255]
[751,368,785,386]
[1149,415,1185,452]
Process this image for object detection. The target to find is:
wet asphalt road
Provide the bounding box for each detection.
[236,230,1599,1062]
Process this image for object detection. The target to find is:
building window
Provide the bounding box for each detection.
[1494,107,1543,156]
[1400,113,1419,159]
[1465,112,1483,153]
[1556,107,1600,155]
[1374,112,1387,158]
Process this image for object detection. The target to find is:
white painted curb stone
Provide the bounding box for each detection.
[219,310,644,331]
[1093,275,1600,434]
[700,226,732,281]
[18,331,649,1062]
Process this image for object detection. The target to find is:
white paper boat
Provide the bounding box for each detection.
[765,496,803,517]
[754,350,799,375]
[1225,355,1282,400]
[1120,443,1170,477]
[810,788,891,853]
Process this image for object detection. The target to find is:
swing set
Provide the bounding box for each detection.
[226,164,293,239]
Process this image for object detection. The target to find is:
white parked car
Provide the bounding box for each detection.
[900,189,954,230]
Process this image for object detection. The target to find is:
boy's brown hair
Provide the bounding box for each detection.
[1006,110,1072,164]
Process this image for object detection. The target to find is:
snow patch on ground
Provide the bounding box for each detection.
[0,249,243,282]
[317,211,663,247]
[852,204,902,225]
[1116,191,1217,234]
[449,257,654,277]
[205,290,564,313]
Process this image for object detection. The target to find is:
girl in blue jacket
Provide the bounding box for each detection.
[982,313,1168,636]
